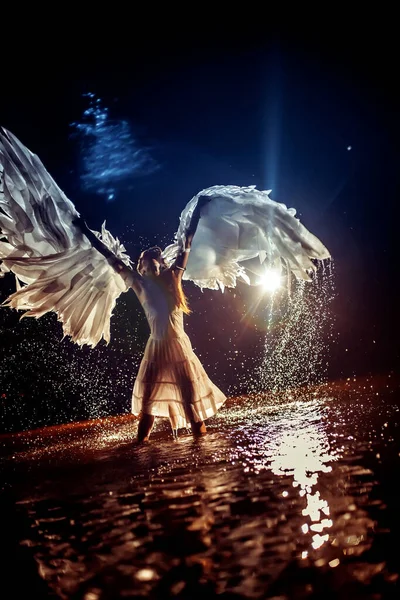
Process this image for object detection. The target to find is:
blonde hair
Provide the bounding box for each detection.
[170,274,191,315]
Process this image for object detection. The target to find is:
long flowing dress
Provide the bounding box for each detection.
[132,278,226,429]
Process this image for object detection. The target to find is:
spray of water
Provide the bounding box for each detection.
[247,261,335,397]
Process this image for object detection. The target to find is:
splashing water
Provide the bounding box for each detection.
[0,226,334,433]
[251,261,335,396]
[70,93,158,201]
[0,230,174,434]
[0,295,144,432]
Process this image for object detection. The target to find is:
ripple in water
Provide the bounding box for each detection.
[1,376,398,598]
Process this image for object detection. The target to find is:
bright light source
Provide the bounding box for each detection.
[259,269,281,292]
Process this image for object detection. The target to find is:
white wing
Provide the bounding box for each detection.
[163,185,331,291]
[0,128,132,347]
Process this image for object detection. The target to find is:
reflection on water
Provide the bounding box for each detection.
[0,376,399,598]
[262,402,335,553]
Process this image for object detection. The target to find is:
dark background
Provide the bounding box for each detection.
[0,17,398,432]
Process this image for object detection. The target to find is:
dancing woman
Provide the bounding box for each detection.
[72,197,226,442]
[0,127,330,442]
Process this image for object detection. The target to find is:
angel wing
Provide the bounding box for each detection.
[163,185,331,291]
[0,127,132,347]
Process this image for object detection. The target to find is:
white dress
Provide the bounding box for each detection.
[132,279,226,429]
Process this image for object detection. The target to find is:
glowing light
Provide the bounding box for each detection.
[303,490,330,522]
[263,404,337,553]
[70,93,158,201]
[259,269,281,292]
[250,261,335,394]
[329,558,340,568]
[136,568,156,582]
[312,533,329,549]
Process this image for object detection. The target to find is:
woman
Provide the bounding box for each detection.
[73,195,226,442]
[1,127,330,442]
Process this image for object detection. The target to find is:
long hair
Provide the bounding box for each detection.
[168,271,191,315]
[139,247,191,315]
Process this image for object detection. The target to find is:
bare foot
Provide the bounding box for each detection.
[191,421,207,436]
[135,437,150,445]
[137,413,155,443]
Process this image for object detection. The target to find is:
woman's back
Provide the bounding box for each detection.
[140,275,185,341]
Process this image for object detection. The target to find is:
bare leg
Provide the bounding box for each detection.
[137,413,155,442]
[179,377,207,436]
[138,360,159,443]
[179,374,208,438]
[191,420,207,436]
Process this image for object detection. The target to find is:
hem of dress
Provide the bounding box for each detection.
[131,393,227,424]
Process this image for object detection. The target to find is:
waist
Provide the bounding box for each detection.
[149,331,186,341]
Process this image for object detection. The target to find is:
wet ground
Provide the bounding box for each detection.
[1,374,399,599]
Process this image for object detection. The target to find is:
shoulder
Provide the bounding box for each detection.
[122,269,144,296]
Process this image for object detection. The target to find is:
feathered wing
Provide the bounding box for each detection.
[0,128,132,347]
[163,185,331,291]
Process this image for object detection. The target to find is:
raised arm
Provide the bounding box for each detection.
[172,195,212,277]
[72,217,143,296]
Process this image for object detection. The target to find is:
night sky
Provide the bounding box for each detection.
[0,21,398,433]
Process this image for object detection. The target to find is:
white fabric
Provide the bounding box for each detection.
[0,128,131,347]
[132,279,226,428]
[163,185,331,291]
[1,128,331,349]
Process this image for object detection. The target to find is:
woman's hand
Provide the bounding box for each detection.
[185,195,213,243]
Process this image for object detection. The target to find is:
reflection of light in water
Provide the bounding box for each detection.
[268,427,333,484]
[136,568,157,582]
[254,399,337,553]
[312,533,330,550]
